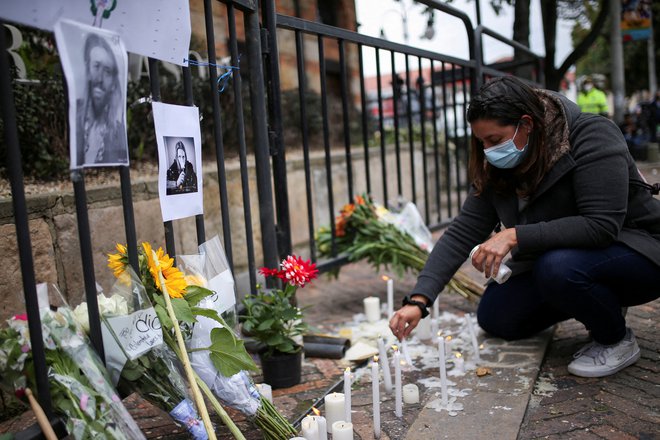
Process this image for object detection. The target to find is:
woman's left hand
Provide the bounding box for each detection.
[471,228,518,278]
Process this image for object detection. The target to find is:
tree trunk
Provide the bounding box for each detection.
[513,0,533,80]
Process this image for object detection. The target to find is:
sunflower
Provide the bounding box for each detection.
[142,242,187,299]
[107,243,128,278]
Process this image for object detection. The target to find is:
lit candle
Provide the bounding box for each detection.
[454,352,465,374]
[377,337,393,393]
[385,276,394,318]
[371,356,380,439]
[465,314,481,363]
[301,415,319,440]
[343,367,352,423]
[403,383,419,404]
[323,392,345,433]
[255,383,272,403]
[331,421,354,440]
[432,298,440,319]
[393,346,403,417]
[363,296,381,323]
[437,333,448,406]
[444,335,453,352]
[401,338,414,367]
[310,407,327,440]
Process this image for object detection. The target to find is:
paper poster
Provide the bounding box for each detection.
[205,270,237,315]
[153,102,204,221]
[1,0,190,66]
[55,19,129,169]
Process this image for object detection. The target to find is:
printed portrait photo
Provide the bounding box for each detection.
[54,19,129,168]
[165,136,199,195]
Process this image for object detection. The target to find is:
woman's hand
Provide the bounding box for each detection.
[389,294,429,341]
[471,228,517,278]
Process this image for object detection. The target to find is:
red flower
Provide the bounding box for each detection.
[13,314,28,321]
[280,255,318,288]
[259,267,285,280]
[15,388,25,399]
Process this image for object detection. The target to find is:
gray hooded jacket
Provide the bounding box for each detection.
[412,91,660,304]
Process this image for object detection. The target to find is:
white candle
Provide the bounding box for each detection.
[386,277,394,318]
[301,415,319,440]
[323,392,345,433]
[255,383,272,403]
[432,298,440,319]
[414,317,432,340]
[454,352,465,374]
[331,421,354,440]
[437,334,448,406]
[393,347,402,417]
[403,383,420,404]
[465,314,481,363]
[371,357,380,439]
[310,409,327,440]
[376,337,392,393]
[430,317,438,338]
[401,338,414,367]
[343,368,352,423]
[363,296,381,323]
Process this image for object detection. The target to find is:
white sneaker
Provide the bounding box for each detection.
[567,328,640,378]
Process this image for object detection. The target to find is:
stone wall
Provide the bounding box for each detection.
[0,145,455,322]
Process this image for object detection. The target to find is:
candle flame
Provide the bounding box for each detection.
[391,344,399,352]
[436,330,443,337]
[479,344,484,349]
[382,275,390,281]
[345,367,351,373]
[400,360,406,366]
[373,355,379,362]
[445,335,453,342]
[455,352,462,359]
[312,407,320,416]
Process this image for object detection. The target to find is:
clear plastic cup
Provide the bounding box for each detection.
[469,245,511,284]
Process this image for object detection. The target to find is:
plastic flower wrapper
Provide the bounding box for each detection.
[73,267,208,439]
[316,193,484,300]
[0,283,145,440]
[178,236,297,440]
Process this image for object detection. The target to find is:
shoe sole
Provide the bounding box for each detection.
[567,346,641,378]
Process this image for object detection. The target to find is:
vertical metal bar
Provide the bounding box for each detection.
[391,52,402,198]
[0,26,53,414]
[262,0,292,260]
[429,60,442,223]
[339,39,354,201]
[318,35,337,256]
[375,49,388,205]
[404,54,415,203]
[203,0,233,270]
[119,167,139,271]
[450,64,462,209]
[441,62,452,218]
[71,171,105,361]
[227,3,257,290]
[417,58,429,223]
[296,31,317,262]
[244,5,280,272]
[182,65,206,246]
[358,44,371,194]
[460,65,470,196]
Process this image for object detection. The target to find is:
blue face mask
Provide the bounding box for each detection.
[483,123,528,169]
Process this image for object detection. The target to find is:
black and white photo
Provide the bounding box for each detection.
[165,137,199,195]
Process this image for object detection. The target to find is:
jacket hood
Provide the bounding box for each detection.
[535,90,580,167]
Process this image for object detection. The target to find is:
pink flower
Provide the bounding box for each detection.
[13,314,27,321]
[15,388,25,399]
[259,267,284,280]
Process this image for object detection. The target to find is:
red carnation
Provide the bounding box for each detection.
[280,255,318,288]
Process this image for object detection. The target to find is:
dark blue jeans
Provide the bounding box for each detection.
[477,243,660,345]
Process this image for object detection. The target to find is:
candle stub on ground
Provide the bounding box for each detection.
[476,367,492,377]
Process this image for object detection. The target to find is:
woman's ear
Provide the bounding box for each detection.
[521,115,533,133]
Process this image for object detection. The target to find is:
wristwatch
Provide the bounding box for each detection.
[402,295,430,318]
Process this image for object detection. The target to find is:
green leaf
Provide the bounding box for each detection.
[170,297,196,323]
[183,285,214,306]
[191,307,225,326]
[257,318,275,331]
[208,327,258,375]
[154,303,173,329]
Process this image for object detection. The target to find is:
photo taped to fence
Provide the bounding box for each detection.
[54,19,129,169]
[153,102,204,222]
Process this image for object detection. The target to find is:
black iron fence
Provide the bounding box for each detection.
[0,0,543,433]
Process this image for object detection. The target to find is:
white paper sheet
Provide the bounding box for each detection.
[153,102,204,221]
[1,0,190,66]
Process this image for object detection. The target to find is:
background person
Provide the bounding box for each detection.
[576,76,609,117]
[390,76,660,378]
[76,33,128,166]
[166,141,198,194]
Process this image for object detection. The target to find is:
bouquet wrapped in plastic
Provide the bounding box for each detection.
[178,236,297,440]
[0,283,145,440]
[73,271,208,439]
[316,194,483,300]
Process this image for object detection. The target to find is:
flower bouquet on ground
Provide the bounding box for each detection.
[73,271,208,439]
[316,194,483,301]
[0,284,145,440]
[178,237,298,440]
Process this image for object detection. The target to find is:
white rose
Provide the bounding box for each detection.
[72,302,90,334]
